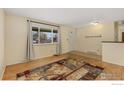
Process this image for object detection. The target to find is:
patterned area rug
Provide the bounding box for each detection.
[16,59,104,80]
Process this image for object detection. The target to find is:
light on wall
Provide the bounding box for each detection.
[90,21,100,26]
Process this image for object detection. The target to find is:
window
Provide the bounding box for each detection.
[40,28,52,43]
[32,25,58,45]
[32,27,39,44]
[53,30,58,42]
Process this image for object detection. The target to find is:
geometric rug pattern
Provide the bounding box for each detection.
[17,58,104,80]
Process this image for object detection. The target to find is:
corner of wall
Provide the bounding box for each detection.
[0,65,6,80]
[0,9,6,80]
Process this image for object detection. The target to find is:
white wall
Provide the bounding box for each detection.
[5,14,56,65]
[102,43,124,66]
[5,14,27,65]
[33,45,56,59]
[0,9,5,79]
[60,26,76,53]
[118,25,124,41]
[76,22,115,55]
[5,14,115,66]
[5,14,75,65]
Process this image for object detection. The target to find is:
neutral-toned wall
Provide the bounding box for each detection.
[118,25,124,41]
[60,26,76,53]
[5,14,27,65]
[76,22,115,55]
[5,14,75,65]
[33,44,56,59]
[0,9,5,79]
[102,43,124,66]
[5,14,56,65]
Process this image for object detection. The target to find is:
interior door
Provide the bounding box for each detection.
[68,31,76,51]
[122,32,124,42]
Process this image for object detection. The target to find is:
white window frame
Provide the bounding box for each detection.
[31,22,58,45]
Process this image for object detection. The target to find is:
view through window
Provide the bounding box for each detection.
[32,25,58,45]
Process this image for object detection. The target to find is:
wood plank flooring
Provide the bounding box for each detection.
[3,51,124,80]
[3,54,68,80]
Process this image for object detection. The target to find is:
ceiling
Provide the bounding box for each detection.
[4,8,124,27]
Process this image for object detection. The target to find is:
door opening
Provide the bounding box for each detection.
[122,32,124,42]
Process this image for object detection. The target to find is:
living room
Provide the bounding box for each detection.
[1,0,124,92]
[1,8,124,80]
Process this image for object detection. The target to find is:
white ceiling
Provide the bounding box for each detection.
[4,8,124,27]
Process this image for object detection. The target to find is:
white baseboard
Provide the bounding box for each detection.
[0,65,6,80]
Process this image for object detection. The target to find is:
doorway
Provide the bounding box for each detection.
[122,32,124,42]
[68,31,76,51]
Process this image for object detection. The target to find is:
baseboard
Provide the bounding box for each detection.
[0,65,6,80]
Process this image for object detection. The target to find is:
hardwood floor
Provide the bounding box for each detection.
[69,51,124,80]
[3,51,124,80]
[3,54,68,80]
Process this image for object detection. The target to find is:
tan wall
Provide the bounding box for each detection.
[0,9,5,79]
[5,14,75,65]
[76,22,115,55]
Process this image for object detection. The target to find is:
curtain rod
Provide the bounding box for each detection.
[27,20,60,27]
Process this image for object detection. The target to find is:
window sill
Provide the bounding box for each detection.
[33,42,58,46]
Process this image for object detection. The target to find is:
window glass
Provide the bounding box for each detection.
[32,27,39,44]
[53,30,58,42]
[40,28,52,43]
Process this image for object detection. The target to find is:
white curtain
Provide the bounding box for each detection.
[56,27,62,55]
[26,20,34,60]
[26,19,61,60]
